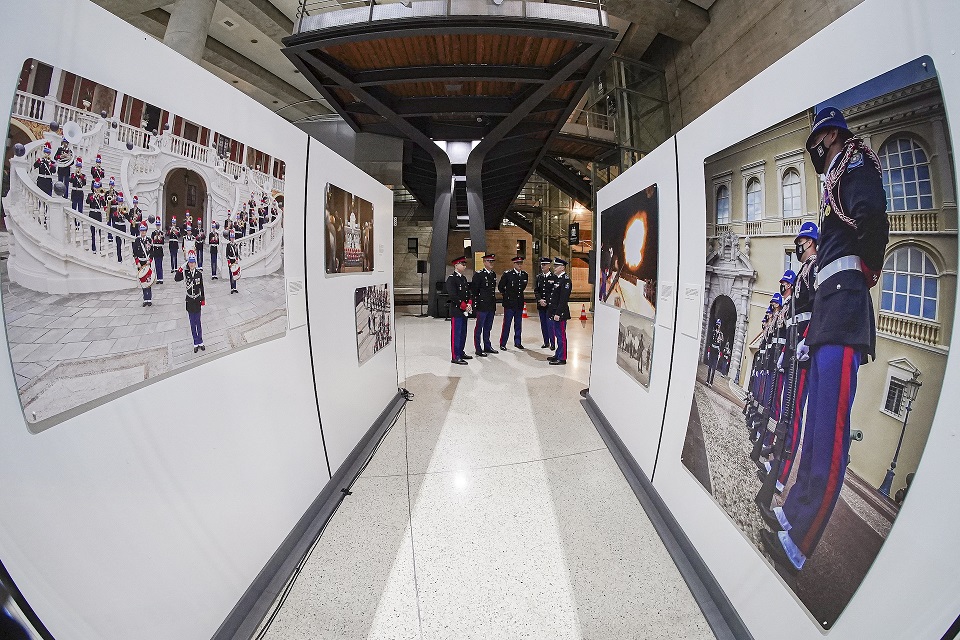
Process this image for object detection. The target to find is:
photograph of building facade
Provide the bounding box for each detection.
[681,60,956,626]
[1,59,288,429]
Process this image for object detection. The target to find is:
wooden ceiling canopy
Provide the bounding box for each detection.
[284,12,619,228]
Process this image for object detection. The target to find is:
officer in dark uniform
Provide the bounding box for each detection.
[69,157,86,215]
[471,253,498,356]
[547,257,572,365]
[167,217,181,271]
[112,193,128,262]
[761,107,888,574]
[90,154,105,184]
[86,180,106,252]
[446,256,473,364]
[133,223,153,306]
[175,254,206,353]
[225,231,240,293]
[151,219,166,284]
[762,223,819,496]
[208,223,220,279]
[706,319,723,384]
[34,143,55,195]
[54,138,74,198]
[535,257,556,349]
[195,218,205,269]
[498,256,528,349]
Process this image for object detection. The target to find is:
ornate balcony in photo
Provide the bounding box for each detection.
[878,312,941,347]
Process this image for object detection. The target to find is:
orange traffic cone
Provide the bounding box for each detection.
[579,304,588,321]
[522,304,529,319]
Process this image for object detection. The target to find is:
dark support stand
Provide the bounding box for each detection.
[417,272,428,317]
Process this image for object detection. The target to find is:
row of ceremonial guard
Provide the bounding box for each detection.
[444,254,572,365]
[733,106,889,576]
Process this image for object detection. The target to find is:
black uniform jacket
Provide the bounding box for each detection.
[471,269,497,312]
[446,271,472,318]
[547,272,572,320]
[132,236,151,265]
[534,272,555,307]
[807,138,888,358]
[151,230,165,257]
[498,269,528,309]
[175,267,205,313]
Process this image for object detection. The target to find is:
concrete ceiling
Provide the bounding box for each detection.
[92,0,332,121]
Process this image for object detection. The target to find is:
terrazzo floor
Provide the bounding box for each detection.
[256,307,715,640]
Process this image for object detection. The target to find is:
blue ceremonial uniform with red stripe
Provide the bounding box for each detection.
[774,132,888,569]
[446,270,472,361]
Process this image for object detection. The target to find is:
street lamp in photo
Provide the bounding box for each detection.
[878,370,922,498]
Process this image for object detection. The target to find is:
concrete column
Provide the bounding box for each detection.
[427,157,454,317]
[163,0,217,64]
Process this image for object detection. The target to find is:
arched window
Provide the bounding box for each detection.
[716,185,730,224]
[781,169,802,218]
[879,137,934,211]
[746,178,762,221]
[881,245,939,320]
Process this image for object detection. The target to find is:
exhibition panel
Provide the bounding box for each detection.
[0,2,397,640]
[650,0,960,637]
[588,141,679,475]
[305,139,397,474]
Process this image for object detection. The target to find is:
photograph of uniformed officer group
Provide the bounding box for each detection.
[680,58,955,628]
[616,311,654,388]
[444,253,573,365]
[1,58,287,428]
[355,283,392,365]
[324,183,374,274]
[598,183,659,318]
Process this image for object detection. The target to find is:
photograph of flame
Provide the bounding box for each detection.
[598,183,659,319]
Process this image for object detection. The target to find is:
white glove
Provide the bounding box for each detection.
[777,352,784,372]
[796,339,810,362]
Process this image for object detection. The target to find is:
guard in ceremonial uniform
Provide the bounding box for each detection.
[471,254,498,356]
[195,218,205,269]
[90,154,105,184]
[86,180,106,251]
[764,223,819,495]
[112,193,128,262]
[535,257,556,349]
[69,157,86,215]
[498,256,528,349]
[54,138,74,198]
[446,256,473,364]
[706,319,723,385]
[167,217,181,271]
[225,231,240,293]
[151,219,166,283]
[130,195,143,226]
[547,257,572,365]
[133,223,153,306]
[762,107,889,574]
[175,254,206,353]
[34,143,55,195]
[208,223,220,279]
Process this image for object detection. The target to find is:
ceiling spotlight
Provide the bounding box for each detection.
[250,39,259,44]
[232,80,239,84]
[272,100,279,104]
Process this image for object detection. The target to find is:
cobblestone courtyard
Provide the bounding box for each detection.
[0,254,286,426]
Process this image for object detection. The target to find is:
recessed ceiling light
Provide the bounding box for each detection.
[251,39,259,44]
[272,100,279,104]
[293,70,300,74]
[221,19,236,29]
[232,80,239,84]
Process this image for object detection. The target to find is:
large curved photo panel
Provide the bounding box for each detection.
[652,1,960,635]
[680,57,954,629]
[3,58,288,430]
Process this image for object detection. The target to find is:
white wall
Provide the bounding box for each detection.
[589,140,679,475]
[0,2,397,639]
[304,139,398,473]
[591,0,960,637]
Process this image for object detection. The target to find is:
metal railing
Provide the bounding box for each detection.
[296,0,607,34]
